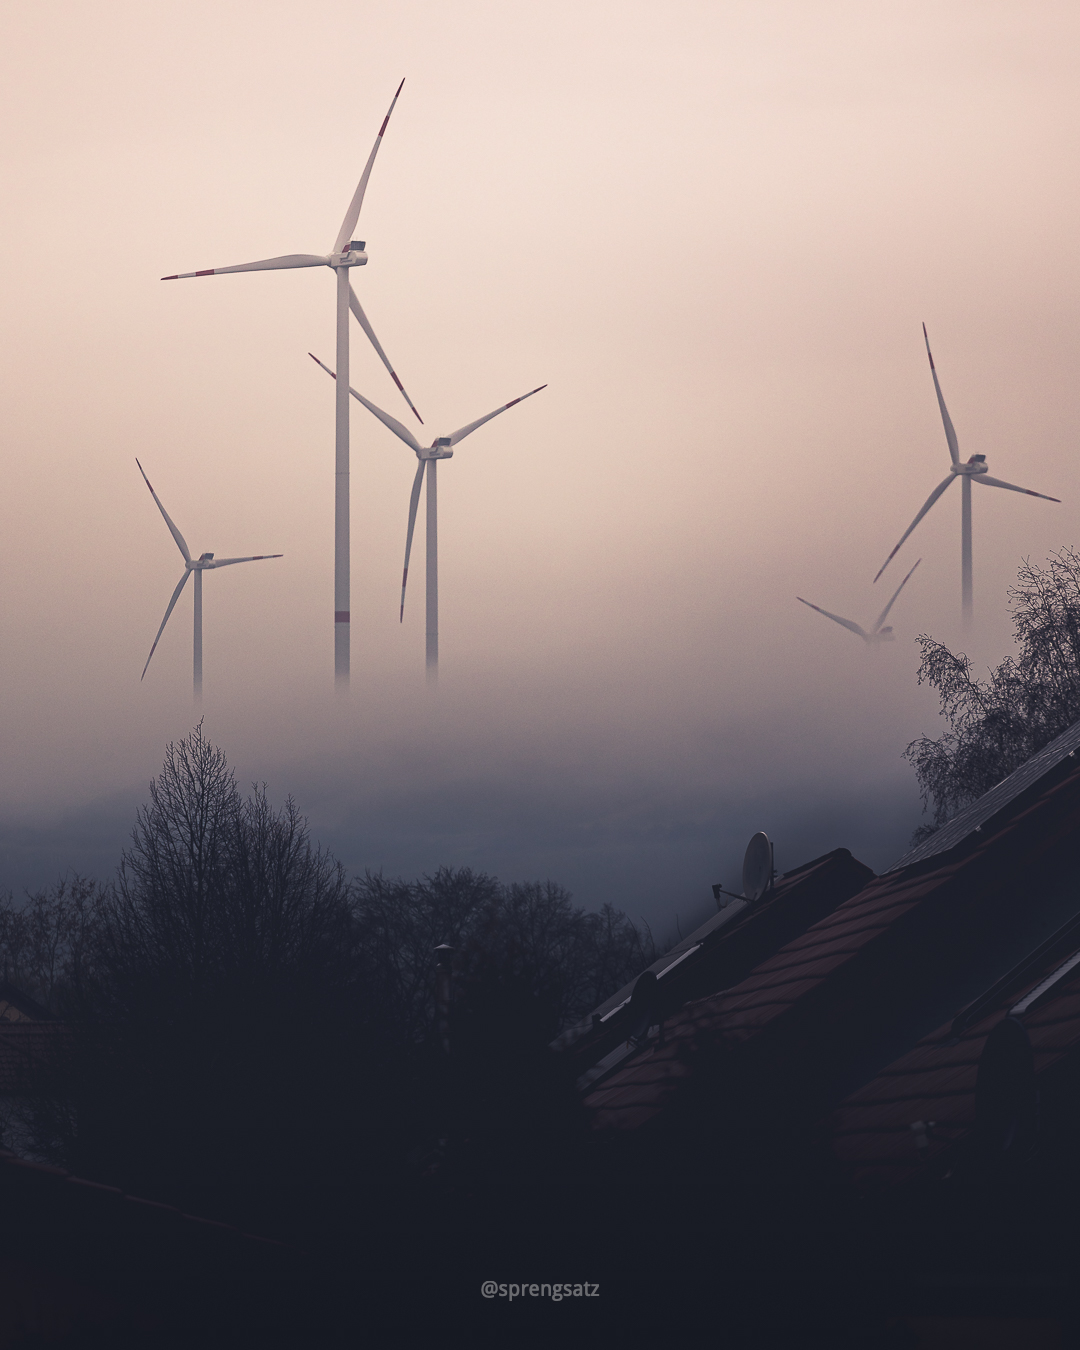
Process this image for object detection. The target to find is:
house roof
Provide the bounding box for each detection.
[892,716,1080,871]
[829,926,1080,1190]
[585,749,1080,1132]
[557,847,873,1088]
[0,981,53,1024]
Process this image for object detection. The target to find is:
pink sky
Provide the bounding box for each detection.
[2,1,1079,929]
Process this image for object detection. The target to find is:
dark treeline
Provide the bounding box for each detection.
[0,725,657,1240]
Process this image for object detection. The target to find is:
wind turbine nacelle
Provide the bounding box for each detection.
[955,454,988,476]
[875,627,897,642]
[330,243,368,267]
[422,438,454,460]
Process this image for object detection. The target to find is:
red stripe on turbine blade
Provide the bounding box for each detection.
[411,405,423,424]
[334,611,350,623]
[161,275,178,281]
[392,372,404,391]
[195,269,215,277]
[505,397,521,407]
[377,81,404,136]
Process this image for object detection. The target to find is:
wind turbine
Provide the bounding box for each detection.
[161,80,421,686]
[136,460,282,701]
[309,353,546,682]
[798,558,921,646]
[875,325,1060,624]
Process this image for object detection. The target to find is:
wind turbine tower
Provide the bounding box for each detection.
[161,81,421,686]
[875,326,1060,625]
[309,354,546,682]
[136,460,282,702]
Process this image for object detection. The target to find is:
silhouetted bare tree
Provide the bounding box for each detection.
[94,724,353,1009]
[906,548,1080,837]
[15,727,360,1232]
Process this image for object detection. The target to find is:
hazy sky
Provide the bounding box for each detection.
[2,1,1079,940]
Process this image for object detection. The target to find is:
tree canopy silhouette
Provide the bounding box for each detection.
[5,727,360,1232]
[906,548,1080,837]
[352,868,657,1047]
[0,727,660,1235]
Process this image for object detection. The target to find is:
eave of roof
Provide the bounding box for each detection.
[559,847,873,1084]
[0,1144,287,1246]
[556,848,871,1052]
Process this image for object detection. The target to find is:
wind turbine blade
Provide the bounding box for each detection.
[400,461,425,622]
[308,353,423,452]
[447,385,548,447]
[922,324,960,466]
[207,554,284,568]
[136,459,191,563]
[141,571,192,680]
[872,557,921,633]
[874,475,955,583]
[161,254,327,280]
[973,474,1061,503]
[347,286,423,423]
[796,597,868,639]
[333,79,406,255]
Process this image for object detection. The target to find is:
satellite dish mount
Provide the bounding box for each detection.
[712,831,775,908]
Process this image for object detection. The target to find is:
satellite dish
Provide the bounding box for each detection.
[742,832,774,902]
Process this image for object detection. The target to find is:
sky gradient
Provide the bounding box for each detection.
[2,1,1080,942]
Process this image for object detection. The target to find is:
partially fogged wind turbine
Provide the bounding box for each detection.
[309,354,545,681]
[798,558,921,645]
[136,460,282,701]
[875,326,1060,624]
[161,80,421,686]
